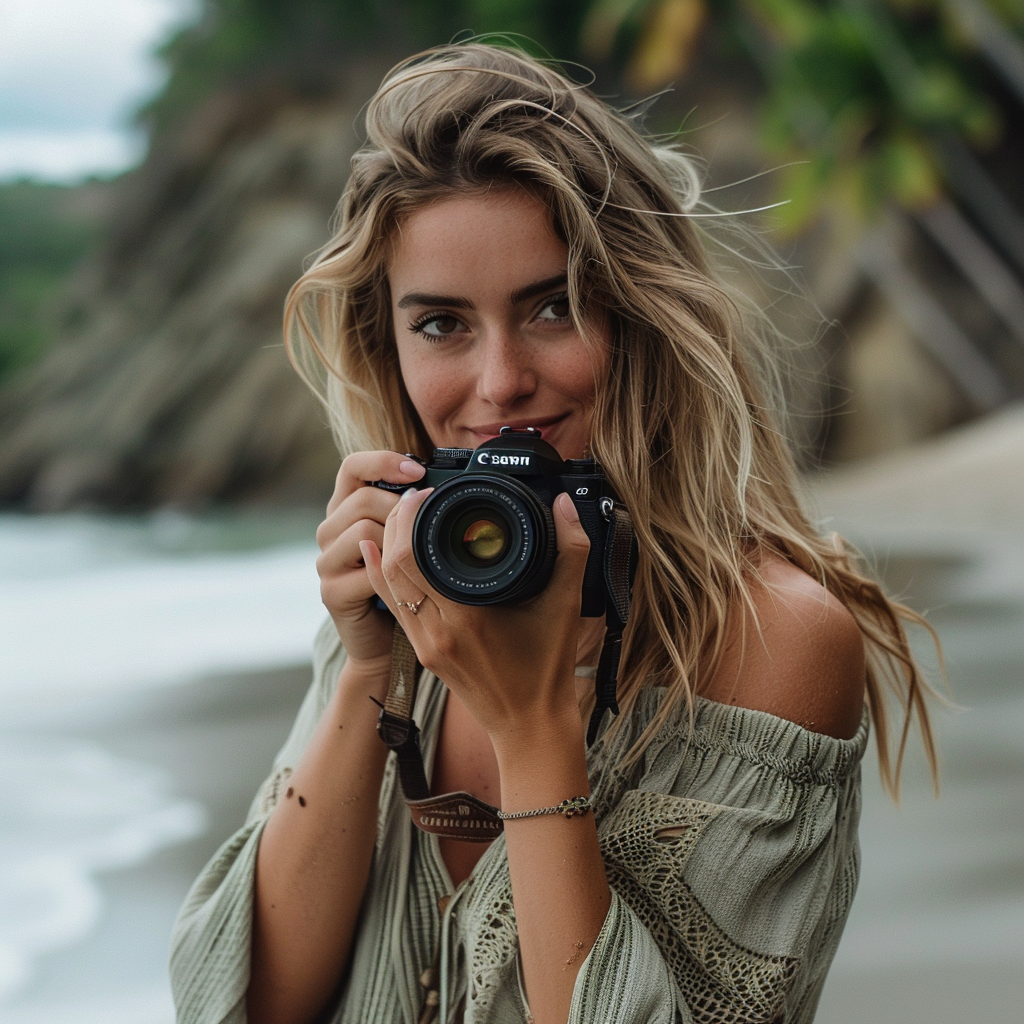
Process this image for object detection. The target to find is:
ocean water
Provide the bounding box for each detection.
[0,511,324,716]
[0,736,206,1000]
[0,511,324,1013]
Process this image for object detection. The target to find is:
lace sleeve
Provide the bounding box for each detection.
[570,696,867,1024]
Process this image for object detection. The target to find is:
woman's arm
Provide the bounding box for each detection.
[490,557,866,1024]
[247,451,425,1024]
[493,710,611,1024]
[363,488,611,1024]
[246,654,391,1024]
[365,489,869,1023]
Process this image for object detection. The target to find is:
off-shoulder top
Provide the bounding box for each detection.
[170,618,867,1023]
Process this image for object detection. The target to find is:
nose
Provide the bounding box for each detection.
[475,328,537,408]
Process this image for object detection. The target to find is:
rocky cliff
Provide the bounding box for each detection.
[2,50,1008,511]
[0,78,383,510]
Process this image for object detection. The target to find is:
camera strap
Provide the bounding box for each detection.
[587,502,637,746]
[375,501,637,842]
[376,624,505,842]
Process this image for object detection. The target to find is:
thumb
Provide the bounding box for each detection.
[549,492,591,590]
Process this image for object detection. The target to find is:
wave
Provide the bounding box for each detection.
[0,735,206,1003]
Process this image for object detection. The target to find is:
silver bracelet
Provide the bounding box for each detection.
[496,795,592,821]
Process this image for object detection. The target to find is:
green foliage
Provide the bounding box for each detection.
[0,182,102,380]
[141,0,597,133]
[746,0,1000,228]
[589,0,1018,229]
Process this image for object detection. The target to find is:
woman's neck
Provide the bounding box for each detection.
[575,616,606,671]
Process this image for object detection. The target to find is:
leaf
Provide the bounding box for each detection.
[773,157,828,233]
[882,132,942,208]
[581,0,652,58]
[741,0,821,46]
[626,0,708,90]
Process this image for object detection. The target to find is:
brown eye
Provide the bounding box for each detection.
[412,314,463,339]
[430,316,459,335]
[537,295,571,322]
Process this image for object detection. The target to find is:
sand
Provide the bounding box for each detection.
[810,403,1024,1022]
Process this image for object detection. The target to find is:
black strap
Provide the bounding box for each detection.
[587,502,637,746]
[376,625,503,841]
[375,625,431,802]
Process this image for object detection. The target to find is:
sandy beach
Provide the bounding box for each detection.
[2,408,1023,1022]
[812,405,1024,1022]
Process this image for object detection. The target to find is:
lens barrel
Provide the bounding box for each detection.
[413,474,557,605]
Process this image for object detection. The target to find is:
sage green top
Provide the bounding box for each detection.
[170,619,866,1023]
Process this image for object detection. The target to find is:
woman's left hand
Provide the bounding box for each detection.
[359,487,592,743]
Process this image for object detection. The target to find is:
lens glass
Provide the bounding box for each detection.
[458,516,505,565]
[460,517,507,564]
[443,505,515,575]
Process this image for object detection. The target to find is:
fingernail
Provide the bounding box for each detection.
[401,486,419,502]
[400,459,424,477]
[558,492,579,522]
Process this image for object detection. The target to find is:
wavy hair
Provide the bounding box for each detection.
[284,42,938,795]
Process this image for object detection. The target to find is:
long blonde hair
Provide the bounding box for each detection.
[285,42,938,795]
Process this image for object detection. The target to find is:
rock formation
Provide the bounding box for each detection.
[2,46,1014,511]
[0,79,379,510]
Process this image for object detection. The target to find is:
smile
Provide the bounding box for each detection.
[469,414,569,441]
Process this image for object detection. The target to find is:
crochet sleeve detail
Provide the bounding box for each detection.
[571,697,867,1024]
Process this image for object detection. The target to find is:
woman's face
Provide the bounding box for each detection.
[388,190,607,460]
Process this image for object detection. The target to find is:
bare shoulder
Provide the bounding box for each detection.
[699,553,866,739]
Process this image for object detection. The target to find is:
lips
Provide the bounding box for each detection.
[469,413,568,439]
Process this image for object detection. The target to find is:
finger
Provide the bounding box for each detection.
[381,486,437,597]
[318,522,389,617]
[317,486,400,551]
[545,493,592,601]
[359,539,396,613]
[316,518,386,579]
[327,451,425,516]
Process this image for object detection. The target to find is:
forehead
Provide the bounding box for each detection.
[387,190,568,295]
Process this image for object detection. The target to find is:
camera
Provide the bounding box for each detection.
[373,427,621,616]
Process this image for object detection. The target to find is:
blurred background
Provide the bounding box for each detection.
[0,1,1021,1021]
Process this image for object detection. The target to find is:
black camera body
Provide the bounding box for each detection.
[375,427,618,616]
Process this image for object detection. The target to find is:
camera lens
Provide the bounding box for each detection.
[442,504,515,575]
[413,476,556,605]
[458,517,507,564]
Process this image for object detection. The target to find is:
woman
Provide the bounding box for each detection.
[171,43,937,1024]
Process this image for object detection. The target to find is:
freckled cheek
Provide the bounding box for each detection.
[403,363,469,435]
[558,352,604,408]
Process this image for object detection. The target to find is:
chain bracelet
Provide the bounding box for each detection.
[496,795,592,821]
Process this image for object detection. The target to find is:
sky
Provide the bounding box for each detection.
[0,0,196,182]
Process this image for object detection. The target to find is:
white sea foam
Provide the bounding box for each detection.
[0,513,324,716]
[0,735,207,1003]
[0,512,318,1007]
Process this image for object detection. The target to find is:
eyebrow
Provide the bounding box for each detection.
[395,273,568,310]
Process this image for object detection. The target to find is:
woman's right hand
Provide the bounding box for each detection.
[315,451,425,668]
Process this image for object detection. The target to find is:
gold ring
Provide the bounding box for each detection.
[397,596,426,615]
